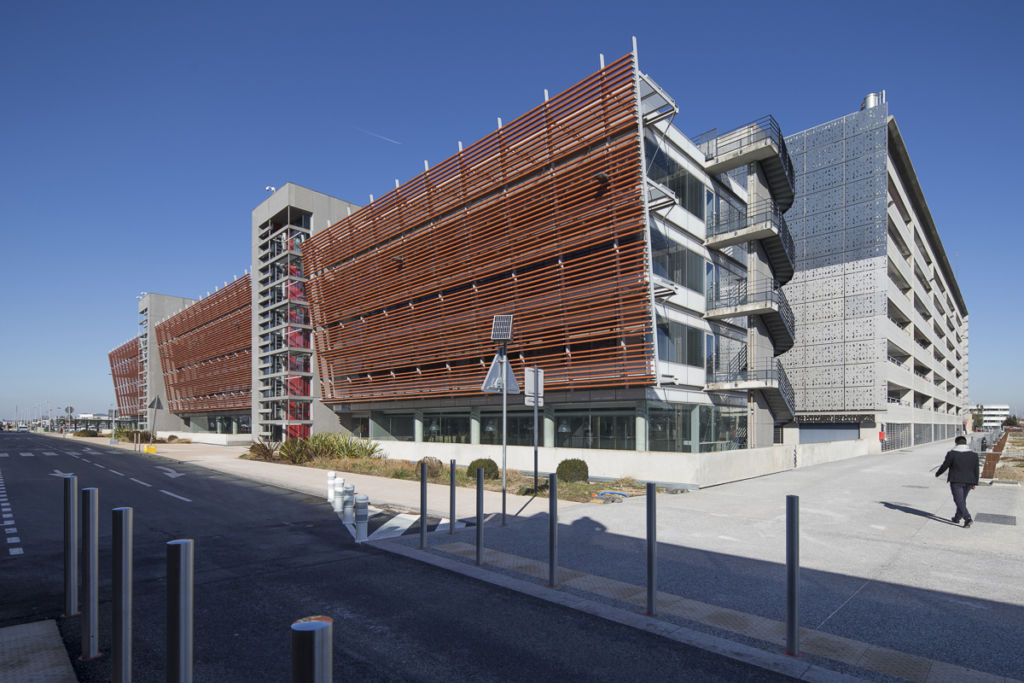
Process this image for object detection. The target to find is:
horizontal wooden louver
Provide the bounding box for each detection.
[155,276,252,413]
[109,338,143,416]
[303,54,655,404]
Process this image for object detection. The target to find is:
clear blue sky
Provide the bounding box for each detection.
[2,0,1021,422]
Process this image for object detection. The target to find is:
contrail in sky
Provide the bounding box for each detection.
[355,126,401,145]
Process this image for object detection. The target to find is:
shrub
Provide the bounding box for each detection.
[114,426,134,441]
[338,434,384,459]
[247,438,280,461]
[166,434,178,443]
[74,429,99,437]
[417,456,443,478]
[280,438,311,464]
[307,432,344,461]
[556,458,589,483]
[467,458,500,480]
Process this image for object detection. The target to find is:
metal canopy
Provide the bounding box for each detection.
[490,315,514,341]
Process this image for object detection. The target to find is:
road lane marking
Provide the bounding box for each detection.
[70,454,80,459]
[93,463,106,469]
[109,469,124,476]
[160,490,191,503]
[2,514,12,519]
[81,459,91,463]
[19,452,34,457]
[43,451,58,456]
[155,466,186,479]
[9,548,23,556]
[0,453,7,458]
[6,537,20,544]
[4,527,16,534]
[131,478,152,487]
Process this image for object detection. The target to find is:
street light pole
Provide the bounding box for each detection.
[501,341,507,526]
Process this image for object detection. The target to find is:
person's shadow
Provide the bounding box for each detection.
[879,501,959,524]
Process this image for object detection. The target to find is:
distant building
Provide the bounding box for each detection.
[979,404,1010,429]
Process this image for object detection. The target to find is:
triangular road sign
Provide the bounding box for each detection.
[481,354,520,394]
[148,397,163,410]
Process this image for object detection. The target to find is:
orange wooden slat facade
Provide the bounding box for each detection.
[303,54,655,404]
[155,275,252,413]
[109,338,143,417]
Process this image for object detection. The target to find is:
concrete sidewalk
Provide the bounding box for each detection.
[47,434,1024,681]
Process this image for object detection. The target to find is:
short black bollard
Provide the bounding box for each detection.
[785,494,800,657]
[646,482,657,616]
[548,473,558,587]
[167,539,194,683]
[419,460,427,549]
[63,475,79,617]
[81,487,100,660]
[449,459,456,535]
[291,616,333,683]
[113,507,133,683]
[475,468,483,566]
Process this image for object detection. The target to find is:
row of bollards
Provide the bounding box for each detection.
[412,464,802,659]
[328,472,368,542]
[61,475,337,682]
[61,475,195,681]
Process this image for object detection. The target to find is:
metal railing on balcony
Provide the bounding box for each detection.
[707,280,795,339]
[693,115,796,193]
[707,359,795,415]
[706,200,795,260]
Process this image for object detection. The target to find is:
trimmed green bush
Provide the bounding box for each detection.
[74,429,99,437]
[467,458,500,480]
[556,458,589,483]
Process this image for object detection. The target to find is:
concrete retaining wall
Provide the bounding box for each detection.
[376,437,885,487]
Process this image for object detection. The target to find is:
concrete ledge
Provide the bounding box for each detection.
[0,620,76,683]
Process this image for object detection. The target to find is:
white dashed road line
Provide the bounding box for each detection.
[81,459,91,463]
[109,469,124,476]
[19,452,34,457]
[0,470,19,556]
[93,463,106,469]
[0,453,8,458]
[131,478,152,487]
[43,451,58,456]
[160,490,192,503]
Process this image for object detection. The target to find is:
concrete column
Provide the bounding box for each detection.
[543,406,555,448]
[634,406,648,451]
[414,411,424,442]
[690,405,701,453]
[470,407,481,444]
[232,418,239,434]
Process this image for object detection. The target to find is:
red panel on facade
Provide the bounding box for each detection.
[155,275,252,413]
[302,53,654,404]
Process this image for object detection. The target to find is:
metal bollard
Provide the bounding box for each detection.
[419,461,427,549]
[342,492,354,525]
[291,616,333,683]
[63,475,79,617]
[786,495,800,657]
[475,468,483,566]
[548,474,558,587]
[449,459,456,535]
[646,482,657,616]
[167,539,195,683]
[81,487,100,660]
[341,484,354,523]
[113,507,133,683]
[354,495,368,542]
[331,486,343,514]
[326,472,336,503]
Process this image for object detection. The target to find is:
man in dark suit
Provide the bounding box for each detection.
[936,435,980,528]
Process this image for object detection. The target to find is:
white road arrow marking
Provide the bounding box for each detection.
[49,470,75,478]
[154,466,185,479]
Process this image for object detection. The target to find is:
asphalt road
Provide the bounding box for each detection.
[1,432,794,681]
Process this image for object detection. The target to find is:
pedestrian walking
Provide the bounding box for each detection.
[935,435,980,528]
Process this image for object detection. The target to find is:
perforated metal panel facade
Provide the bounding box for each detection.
[783,104,889,415]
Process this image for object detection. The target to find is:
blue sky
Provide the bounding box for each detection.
[1,0,1021,421]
